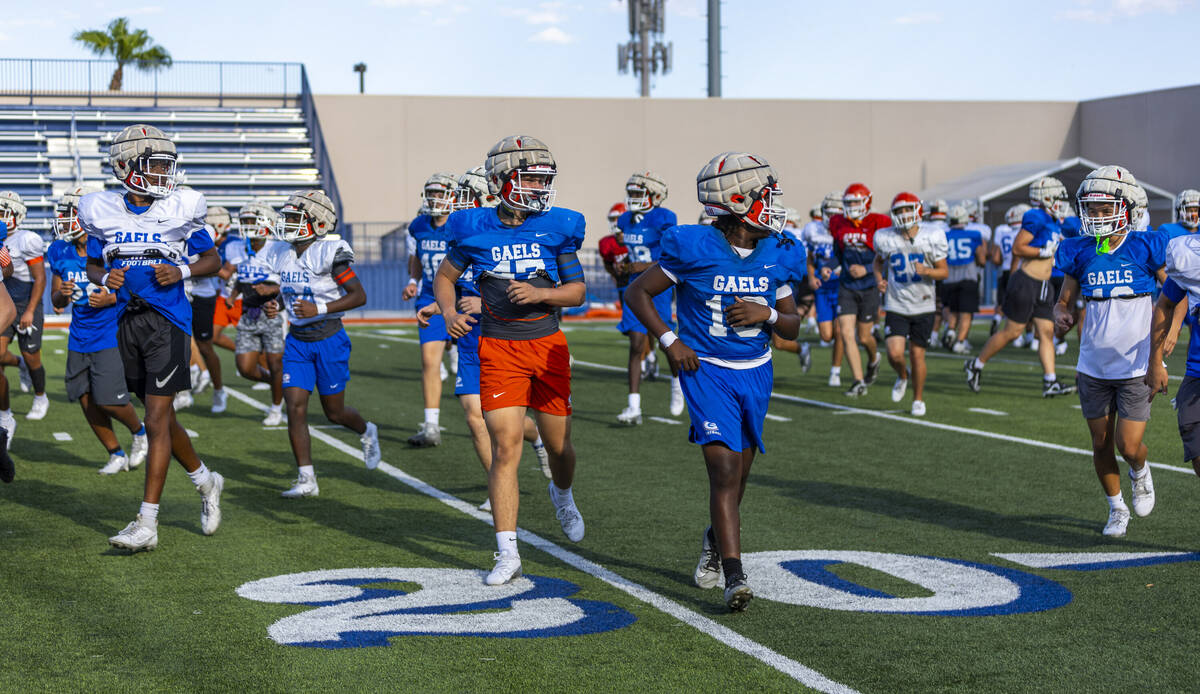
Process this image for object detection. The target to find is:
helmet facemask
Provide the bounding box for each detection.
[421,184,456,216]
[126,152,178,199]
[843,194,868,220]
[1078,193,1128,238]
[499,166,557,213]
[1181,203,1200,230]
[55,203,84,241]
[239,212,275,240]
[891,202,921,231]
[625,184,652,213]
[278,207,316,244]
[743,183,787,234]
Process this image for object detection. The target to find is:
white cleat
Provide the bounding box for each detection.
[549,483,585,542]
[911,400,927,417]
[617,406,643,425]
[407,421,441,447]
[1103,505,1130,537]
[1012,334,1027,349]
[828,371,842,388]
[17,360,31,393]
[192,369,212,395]
[109,515,158,552]
[486,551,522,586]
[952,341,971,355]
[26,394,48,420]
[262,409,284,427]
[1055,339,1068,356]
[98,453,129,476]
[1029,338,1040,352]
[211,389,227,414]
[281,473,319,498]
[669,383,685,417]
[891,378,908,403]
[533,443,551,479]
[479,497,492,512]
[448,345,458,374]
[174,390,194,410]
[1130,467,1155,517]
[251,382,271,391]
[199,471,224,536]
[129,433,148,469]
[643,352,659,381]
[798,342,812,374]
[694,527,722,589]
[439,360,448,382]
[0,414,16,452]
[361,422,381,470]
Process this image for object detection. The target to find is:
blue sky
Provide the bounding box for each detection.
[2,0,1196,100]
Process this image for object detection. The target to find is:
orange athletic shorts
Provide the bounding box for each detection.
[214,298,243,327]
[479,330,572,416]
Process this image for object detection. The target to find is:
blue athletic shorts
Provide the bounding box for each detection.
[455,345,480,396]
[617,286,674,335]
[679,359,773,453]
[815,286,839,324]
[418,304,449,343]
[282,328,351,396]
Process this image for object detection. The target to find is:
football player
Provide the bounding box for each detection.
[872,193,949,416]
[942,204,987,354]
[0,283,14,481]
[0,191,50,422]
[188,205,232,413]
[231,200,286,426]
[1161,189,1199,239]
[49,187,149,475]
[924,199,949,232]
[82,124,226,552]
[434,135,587,586]
[830,182,890,396]
[402,172,457,447]
[964,177,1075,397]
[784,207,816,330]
[598,202,631,300]
[989,204,1030,335]
[212,207,247,357]
[1055,166,1164,537]
[614,171,684,424]
[625,151,804,612]
[801,192,846,385]
[256,190,380,497]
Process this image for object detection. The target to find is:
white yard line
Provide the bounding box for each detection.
[764,414,792,422]
[648,416,682,424]
[968,408,1008,416]
[924,350,1186,382]
[221,386,856,693]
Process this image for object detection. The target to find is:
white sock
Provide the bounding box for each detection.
[532,436,544,449]
[213,387,223,394]
[830,366,841,376]
[1044,374,1057,383]
[190,364,200,379]
[972,358,985,370]
[1107,493,1127,510]
[139,502,159,523]
[671,376,681,392]
[496,530,518,556]
[0,408,11,419]
[298,464,315,478]
[269,403,282,413]
[187,462,212,489]
[551,483,574,507]
[424,408,439,426]
[1130,465,1148,479]
[628,393,641,409]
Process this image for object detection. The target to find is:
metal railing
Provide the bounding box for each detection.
[299,66,344,226]
[0,58,303,106]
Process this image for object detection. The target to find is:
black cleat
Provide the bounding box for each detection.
[963,358,982,393]
[864,355,881,385]
[724,575,753,612]
[1042,380,1076,398]
[0,428,13,483]
[844,380,868,398]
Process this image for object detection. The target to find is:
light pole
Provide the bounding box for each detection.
[617,0,671,97]
[353,62,367,94]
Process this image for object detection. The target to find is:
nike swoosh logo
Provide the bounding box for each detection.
[535,233,549,238]
[764,264,776,269]
[155,366,179,389]
[492,392,504,398]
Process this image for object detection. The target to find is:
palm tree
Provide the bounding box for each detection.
[73,17,172,92]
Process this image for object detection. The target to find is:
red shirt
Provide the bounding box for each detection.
[829,212,891,290]
[598,233,630,288]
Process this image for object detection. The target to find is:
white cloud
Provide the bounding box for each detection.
[668,0,704,18]
[1058,0,1189,21]
[893,11,942,24]
[126,5,165,15]
[370,0,447,6]
[530,26,574,44]
[502,2,570,24]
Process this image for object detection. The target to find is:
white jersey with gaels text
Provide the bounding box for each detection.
[257,238,355,327]
[873,224,949,316]
[992,224,1018,271]
[5,228,45,283]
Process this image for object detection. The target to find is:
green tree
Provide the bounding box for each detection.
[73,17,172,92]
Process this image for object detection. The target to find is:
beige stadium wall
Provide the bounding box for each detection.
[314,94,1080,242]
[1079,84,1200,193]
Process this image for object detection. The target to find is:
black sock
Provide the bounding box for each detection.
[722,557,744,583]
[30,365,45,394]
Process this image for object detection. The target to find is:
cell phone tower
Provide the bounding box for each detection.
[617,0,672,97]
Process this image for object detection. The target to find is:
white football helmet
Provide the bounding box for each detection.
[948,204,970,227]
[696,151,786,234]
[54,186,95,241]
[278,189,337,244]
[1004,203,1031,229]
[1076,165,1139,237]
[0,191,27,234]
[820,191,843,230]
[1175,189,1200,229]
[625,171,668,213]
[485,135,557,213]
[927,199,948,221]
[110,124,177,198]
[205,206,232,240]
[454,166,498,210]
[419,172,457,216]
[1029,176,1068,219]
[238,200,277,239]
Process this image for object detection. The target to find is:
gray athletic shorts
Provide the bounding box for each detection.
[1175,376,1200,461]
[1075,371,1152,422]
[2,300,44,353]
[235,312,285,355]
[64,347,131,406]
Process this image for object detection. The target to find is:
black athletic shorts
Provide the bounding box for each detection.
[996,271,1011,309]
[2,299,44,353]
[192,294,217,342]
[118,302,192,400]
[944,280,980,314]
[838,286,880,322]
[884,311,935,348]
[1001,270,1054,325]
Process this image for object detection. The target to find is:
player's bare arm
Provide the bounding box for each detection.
[51,274,74,310]
[506,279,585,307]
[152,246,220,286]
[626,265,699,371]
[1053,274,1080,336]
[913,257,948,281]
[1146,292,1176,399]
[21,258,45,330]
[433,257,474,338]
[402,253,421,300]
[873,254,887,294]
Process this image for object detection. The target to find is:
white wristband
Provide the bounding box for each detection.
[766,307,779,325]
[316,301,329,316]
[659,330,678,348]
[407,278,418,286]
[178,264,192,280]
[100,272,110,287]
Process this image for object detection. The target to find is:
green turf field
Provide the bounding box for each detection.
[3,321,1199,693]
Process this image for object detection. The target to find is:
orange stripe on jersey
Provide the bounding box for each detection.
[334,268,356,284]
[26,256,44,265]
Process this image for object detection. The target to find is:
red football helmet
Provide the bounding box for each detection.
[890,192,923,231]
[843,182,871,220]
[608,202,626,233]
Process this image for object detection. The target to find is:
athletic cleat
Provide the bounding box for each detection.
[643,352,659,381]
[129,433,148,469]
[549,483,585,542]
[485,552,522,586]
[952,340,971,355]
[844,380,867,398]
[864,355,881,385]
[911,400,927,417]
[0,414,17,452]
[479,497,492,512]
[361,422,381,469]
[0,428,12,483]
[989,319,1001,337]
[1103,506,1130,537]
[724,576,753,612]
[669,383,685,417]
[251,381,271,391]
[192,369,212,395]
[262,409,284,427]
[407,422,441,448]
[1055,339,1068,356]
[439,360,448,382]
[963,359,982,393]
[799,342,812,374]
[694,527,722,589]
[617,406,643,425]
[891,378,908,403]
[1012,333,1027,348]
[533,443,551,479]
[109,515,158,552]
[1029,338,1040,352]
[199,471,224,536]
[1042,380,1075,398]
[25,395,48,420]
[941,329,957,351]
[174,390,194,410]
[211,389,227,414]
[827,371,841,388]
[281,473,319,498]
[448,344,458,374]
[98,453,129,476]
[1130,467,1155,517]
[17,362,31,393]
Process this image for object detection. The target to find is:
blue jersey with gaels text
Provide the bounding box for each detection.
[659,225,806,363]
[617,206,677,269]
[408,214,452,308]
[1055,230,1166,299]
[48,239,117,352]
